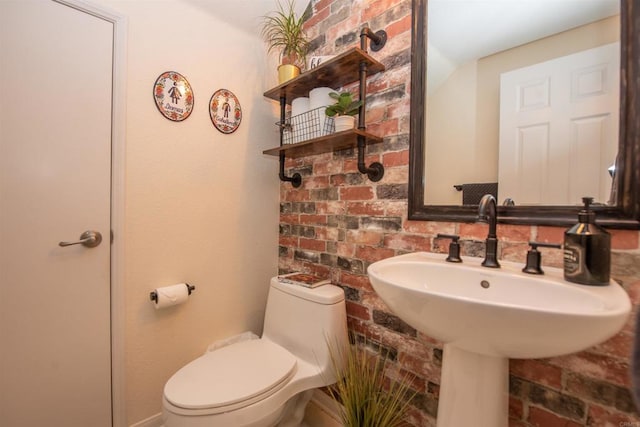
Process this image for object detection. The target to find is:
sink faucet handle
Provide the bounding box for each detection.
[436,234,462,263]
[522,241,562,275]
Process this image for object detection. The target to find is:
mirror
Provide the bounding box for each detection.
[408,0,640,228]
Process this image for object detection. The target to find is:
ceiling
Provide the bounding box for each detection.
[426,0,620,92]
[428,0,619,65]
[182,0,309,36]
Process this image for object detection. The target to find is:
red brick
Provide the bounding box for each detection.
[536,226,566,243]
[611,229,640,250]
[498,224,533,242]
[315,201,345,215]
[383,149,409,167]
[384,233,431,252]
[343,154,381,174]
[591,330,633,359]
[299,214,327,225]
[346,230,383,246]
[339,272,374,292]
[278,235,298,247]
[346,300,371,320]
[355,245,395,263]
[550,351,631,387]
[335,242,356,258]
[527,407,582,427]
[367,80,390,97]
[587,403,640,427]
[509,396,525,422]
[500,242,530,264]
[284,189,311,202]
[459,223,488,240]
[510,359,563,389]
[280,213,299,224]
[347,201,386,216]
[303,3,330,28]
[340,186,375,201]
[380,166,408,185]
[385,14,412,39]
[403,220,455,235]
[315,227,340,242]
[386,200,408,217]
[398,352,427,382]
[304,175,329,189]
[362,0,406,21]
[299,237,325,252]
[314,159,343,175]
[366,118,399,137]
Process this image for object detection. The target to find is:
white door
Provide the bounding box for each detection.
[0,1,113,425]
[498,43,619,205]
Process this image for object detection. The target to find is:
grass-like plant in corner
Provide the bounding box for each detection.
[327,335,416,427]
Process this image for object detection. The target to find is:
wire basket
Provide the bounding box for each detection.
[280,107,335,144]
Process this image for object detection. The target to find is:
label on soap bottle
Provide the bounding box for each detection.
[563,242,583,278]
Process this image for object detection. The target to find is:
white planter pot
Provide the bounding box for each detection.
[334,115,355,132]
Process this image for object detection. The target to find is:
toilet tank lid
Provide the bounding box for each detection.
[270,277,344,304]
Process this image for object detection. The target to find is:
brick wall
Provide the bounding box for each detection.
[277,0,640,425]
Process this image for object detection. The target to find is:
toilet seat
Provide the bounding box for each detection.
[164,339,297,414]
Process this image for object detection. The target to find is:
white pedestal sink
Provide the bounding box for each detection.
[367,252,631,427]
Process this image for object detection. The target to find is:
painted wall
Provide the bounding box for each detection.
[279,0,640,425]
[95,0,280,423]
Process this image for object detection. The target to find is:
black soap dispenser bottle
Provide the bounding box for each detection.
[563,197,611,285]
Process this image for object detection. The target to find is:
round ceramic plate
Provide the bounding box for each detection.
[153,71,194,121]
[209,89,242,134]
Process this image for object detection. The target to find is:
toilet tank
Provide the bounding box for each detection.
[263,277,348,375]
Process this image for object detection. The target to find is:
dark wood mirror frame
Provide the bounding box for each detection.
[408,0,640,229]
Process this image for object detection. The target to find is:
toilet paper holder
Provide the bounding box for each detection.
[149,283,196,303]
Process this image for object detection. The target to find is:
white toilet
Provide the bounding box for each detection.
[162,276,348,427]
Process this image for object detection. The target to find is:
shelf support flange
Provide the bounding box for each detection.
[357,134,384,182]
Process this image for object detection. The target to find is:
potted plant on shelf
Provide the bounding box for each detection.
[261,0,310,84]
[325,91,363,132]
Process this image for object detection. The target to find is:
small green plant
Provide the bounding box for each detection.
[326,336,416,427]
[260,0,309,68]
[325,91,363,117]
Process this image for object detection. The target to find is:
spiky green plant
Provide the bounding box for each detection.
[327,336,416,427]
[260,0,309,68]
[325,91,363,117]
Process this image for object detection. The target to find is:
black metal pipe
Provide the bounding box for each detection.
[277,96,302,187]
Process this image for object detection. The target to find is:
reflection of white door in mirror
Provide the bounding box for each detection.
[498,42,619,206]
[423,0,620,206]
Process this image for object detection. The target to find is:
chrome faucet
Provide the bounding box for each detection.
[477,194,500,268]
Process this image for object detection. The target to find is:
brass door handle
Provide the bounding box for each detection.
[59,230,102,248]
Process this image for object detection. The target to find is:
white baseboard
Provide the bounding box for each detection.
[129,412,163,427]
[302,389,342,427]
[130,390,339,427]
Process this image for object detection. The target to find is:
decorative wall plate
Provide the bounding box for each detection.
[209,89,242,134]
[153,71,194,121]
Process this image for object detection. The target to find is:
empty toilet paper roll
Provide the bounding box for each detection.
[150,283,191,309]
[308,87,333,110]
[291,96,309,118]
[290,97,310,143]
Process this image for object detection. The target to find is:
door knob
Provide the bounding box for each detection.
[59,230,102,248]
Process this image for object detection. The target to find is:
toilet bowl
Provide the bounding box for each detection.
[162,276,348,427]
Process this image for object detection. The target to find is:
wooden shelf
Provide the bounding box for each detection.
[263,48,385,102]
[263,129,383,158]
